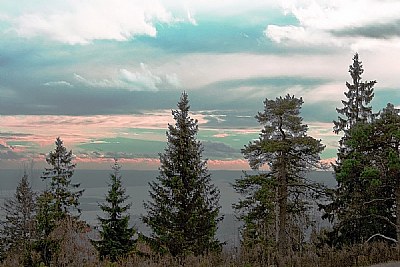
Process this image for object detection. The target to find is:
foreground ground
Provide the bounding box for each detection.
[370,262,400,267]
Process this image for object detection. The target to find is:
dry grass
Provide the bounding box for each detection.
[1,220,399,267]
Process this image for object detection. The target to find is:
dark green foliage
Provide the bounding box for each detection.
[325,54,400,247]
[325,103,400,246]
[333,53,377,167]
[234,94,325,259]
[233,172,276,252]
[143,92,222,257]
[0,173,36,265]
[32,137,84,265]
[242,95,324,171]
[41,137,84,220]
[34,191,60,266]
[92,160,136,262]
[333,53,376,137]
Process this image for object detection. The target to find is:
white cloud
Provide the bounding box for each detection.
[282,0,400,29]
[165,73,181,88]
[280,83,345,104]
[74,73,120,89]
[120,64,161,91]
[159,53,349,89]
[265,25,341,47]
[186,9,197,26]
[165,0,279,17]
[43,81,73,87]
[267,0,400,49]
[11,0,175,44]
[75,63,180,91]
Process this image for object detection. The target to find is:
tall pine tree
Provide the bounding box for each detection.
[92,159,136,262]
[0,173,36,265]
[41,137,83,220]
[235,95,324,265]
[143,92,222,257]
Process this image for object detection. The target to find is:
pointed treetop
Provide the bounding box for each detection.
[174,91,191,119]
[111,158,121,174]
[349,53,363,82]
[334,53,377,135]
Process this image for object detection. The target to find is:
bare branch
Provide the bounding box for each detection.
[372,215,397,229]
[363,198,395,205]
[366,233,397,243]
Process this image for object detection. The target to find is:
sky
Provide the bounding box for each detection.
[0,0,400,170]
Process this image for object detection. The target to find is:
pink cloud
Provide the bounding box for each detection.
[213,133,229,138]
[0,114,258,170]
[0,113,208,148]
[73,156,161,170]
[73,157,255,171]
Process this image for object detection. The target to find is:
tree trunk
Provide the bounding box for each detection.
[396,186,400,253]
[277,156,288,266]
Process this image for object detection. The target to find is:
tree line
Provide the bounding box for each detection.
[0,53,399,266]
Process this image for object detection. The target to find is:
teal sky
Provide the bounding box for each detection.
[0,0,399,169]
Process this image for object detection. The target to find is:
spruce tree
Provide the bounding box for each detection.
[92,160,136,262]
[34,191,59,266]
[41,137,83,220]
[32,137,83,265]
[324,54,383,246]
[333,53,376,155]
[235,94,324,264]
[324,103,400,245]
[0,173,36,265]
[143,92,222,257]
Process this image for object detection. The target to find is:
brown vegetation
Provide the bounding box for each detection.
[1,221,399,267]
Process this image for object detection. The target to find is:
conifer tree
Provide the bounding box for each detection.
[34,191,59,266]
[233,172,276,260]
[333,53,376,155]
[325,103,400,245]
[41,137,83,220]
[235,94,324,264]
[0,173,36,265]
[324,54,382,246]
[32,137,83,265]
[92,160,136,262]
[143,92,222,257]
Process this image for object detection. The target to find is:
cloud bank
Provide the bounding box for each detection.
[74,63,180,91]
[10,0,175,44]
[266,0,400,50]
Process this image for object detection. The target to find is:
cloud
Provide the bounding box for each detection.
[207,159,251,170]
[165,73,181,88]
[266,0,400,49]
[265,25,341,47]
[0,143,24,160]
[43,81,73,87]
[213,133,229,138]
[186,9,197,26]
[10,0,175,44]
[74,63,180,91]
[332,20,400,39]
[120,65,161,91]
[203,141,239,159]
[170,0,279,18]
[0,113,209,147]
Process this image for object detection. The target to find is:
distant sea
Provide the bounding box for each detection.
[0,169,336,248]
